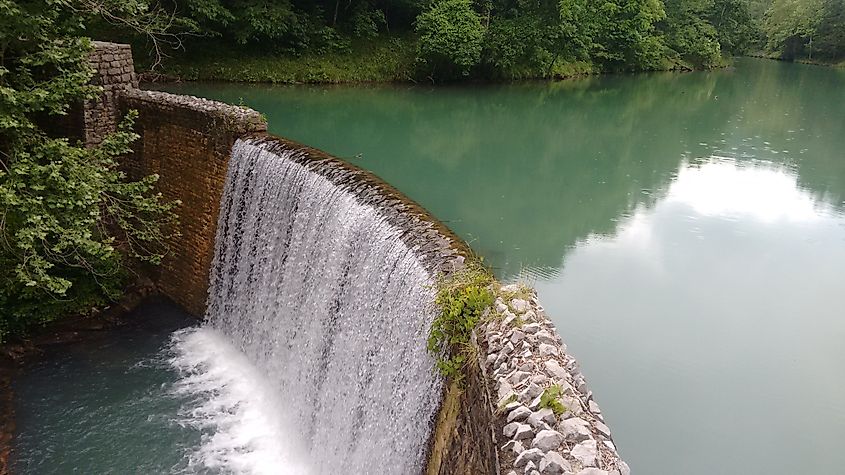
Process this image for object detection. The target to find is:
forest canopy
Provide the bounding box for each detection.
[105,0,845,80]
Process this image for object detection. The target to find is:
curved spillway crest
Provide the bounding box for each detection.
[204,138,444,474]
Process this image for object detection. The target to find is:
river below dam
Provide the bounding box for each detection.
[12,58,845,474]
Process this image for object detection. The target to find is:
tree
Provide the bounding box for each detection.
[0,0,178,339]
[815,0,845,59]
[415,0,484,79]
[572,0,667,71]
[662,0,722,67]
[763,0,825,59]
[709,0,757,54]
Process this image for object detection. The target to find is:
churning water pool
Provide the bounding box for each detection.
[11,299,309,474]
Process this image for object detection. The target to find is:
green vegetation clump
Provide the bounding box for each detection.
[539,384,568,415]
[0,0,179,340]
[760,0,845,63]
[427,263,494,381]
[155,37,418,83]
[415,0,484,80]
[117,0,828,83]
[51,0,840,81]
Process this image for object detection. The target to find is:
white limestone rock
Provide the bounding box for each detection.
[507,405,532,422]
[498,381,514,401]
[559,417,592,442]
[594,421,612,438]
[511,298,530,313]
[519,383,544,403]
[514,423,535,440]
[543,360,568,380]
[531,429,564,452]
[539,451,571,474]
[514,448,544,467]
[503,422,522,438]
[571,439,598,467]
[536,330,558,345]
[539,343,559,357]
[528,394,544,410]
[503,439,525,454]
[526,408,556,428]
[575,469,609,475]
[500,284,521,293]
[509,371,532,385]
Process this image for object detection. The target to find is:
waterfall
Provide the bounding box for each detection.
[202,138,448,474]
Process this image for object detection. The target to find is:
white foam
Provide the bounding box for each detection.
[168,327,313,475]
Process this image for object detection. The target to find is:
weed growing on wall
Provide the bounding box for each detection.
[539,384,567,415]
[427,261,494,382]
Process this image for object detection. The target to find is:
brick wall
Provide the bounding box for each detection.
[80,42,270,316]
[119,89,266,316]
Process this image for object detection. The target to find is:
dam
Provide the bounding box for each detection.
[9,42,626,475]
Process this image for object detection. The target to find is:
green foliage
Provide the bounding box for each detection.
[539,384,568,415]
[586,0,668,71]
[481,17,547,78]
[158,36,417,83]
[77,0,844,78]
[662,0,723,67]
[760,0,844,61]
[427,263,494,381]
[709,0,758,54]
[415,0,484,79]
[350,3,386,39]
[0,0,179,340]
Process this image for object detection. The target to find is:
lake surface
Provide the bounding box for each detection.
[160,58,845,474]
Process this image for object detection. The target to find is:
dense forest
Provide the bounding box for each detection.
[93,0,845,81]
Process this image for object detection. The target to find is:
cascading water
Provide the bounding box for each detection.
[186,138,448,474]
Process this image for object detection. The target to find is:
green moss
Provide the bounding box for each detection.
[539,384,567,415]
[427,261,494,382]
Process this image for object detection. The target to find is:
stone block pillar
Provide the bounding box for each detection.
[83,41,138,146]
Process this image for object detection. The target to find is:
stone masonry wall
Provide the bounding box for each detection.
[84,42,138,146]
[119,89,265,315]
[481,286,630,475]
[427,283,630,475]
